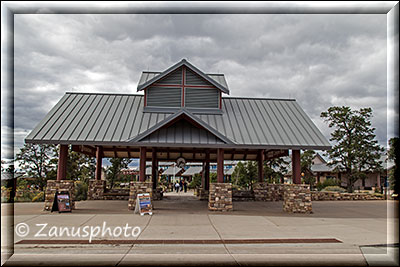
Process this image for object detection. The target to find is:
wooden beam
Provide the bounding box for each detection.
[205,149,210,190]
[95,146,103,180]
[57,145,68,181]
[217,148,224,183]
[152,148,157,190]
[292,150,301,184]
[113,146,117,158]
[258,149,265,182]
[244,149,248,160]
[139,147,146,182]
[71,145,96,157]
[127,146,132,158]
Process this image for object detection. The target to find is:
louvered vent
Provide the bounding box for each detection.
[147,87,182,107]
[185,88,219,108]
[185,69,210,86]
[158,68,182,84]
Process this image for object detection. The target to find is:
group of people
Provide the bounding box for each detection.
[173,179,188,193]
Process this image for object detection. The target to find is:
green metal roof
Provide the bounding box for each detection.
[26,92,331,150]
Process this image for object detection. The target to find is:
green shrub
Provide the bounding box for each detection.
[188,173,201,189]
[322,186,346,193]
[32,191,44,202]
[317,178,339,191]
[74,181,88,201]
[15,191,35,202]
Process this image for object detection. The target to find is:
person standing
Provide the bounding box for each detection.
[175,181,180,193]
[183,180,188,193]
[179,179,183,192]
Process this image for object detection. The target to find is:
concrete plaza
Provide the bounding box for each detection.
[1,191,398,266]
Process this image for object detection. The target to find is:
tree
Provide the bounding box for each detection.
[106,158,132,189]
[47,147,96,183]
[15,144,57,190]
[232,161,258,190]
[263,157,289,183]
[388,137,399,195]
[1,160,14,173]
[301,150,316,186]
[321,106,384,192]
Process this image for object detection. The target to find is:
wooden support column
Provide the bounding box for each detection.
[95,146,103,180]
[57,145,68,181]
[376,172,381,189]
[152,148,158,189]
[204,150,210,190]
[258,149,265,182]
[139,147,146,182]
[292,149,301,184]
[217,148,224,183]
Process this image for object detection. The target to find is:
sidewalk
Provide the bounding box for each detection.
[1,191,398,266]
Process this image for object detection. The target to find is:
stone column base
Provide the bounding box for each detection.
[208,183,233,211]
[283,184,312,213]
[128,181,153,210]
[88,179,106,200]
[44,180,75,211]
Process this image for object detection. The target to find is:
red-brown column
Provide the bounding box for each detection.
[217,148,224,183]
[205,150,210,190]
[57,144,68,181]
[95,146,103,180]
[152,148,158,189]
[376,172,381,189]
[292,150,301,184]
[139,147,147,182]
[258,149,265,182]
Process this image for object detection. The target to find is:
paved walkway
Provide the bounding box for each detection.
[1,191,398,266]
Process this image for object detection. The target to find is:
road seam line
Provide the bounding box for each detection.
[207,214,241,266]
[116,214,153,266]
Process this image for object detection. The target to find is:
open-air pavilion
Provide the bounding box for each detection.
[25,59,331,212]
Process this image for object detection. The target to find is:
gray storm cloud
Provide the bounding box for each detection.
[9,13,391,158]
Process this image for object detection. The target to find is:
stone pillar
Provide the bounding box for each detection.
[57,145,68,181]
[88,179,106,200]
[217,148,224,183]
[208,183,233,211]
[253,182,268,201]
[128,181,153,210]
[44,180,75,211]
[283,184,312,213]
[139,147,146,182]
[292,150,301,184]
[258,149,265,182]
[95,146,103,180]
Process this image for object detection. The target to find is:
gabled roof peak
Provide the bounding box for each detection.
[137,59,229,94]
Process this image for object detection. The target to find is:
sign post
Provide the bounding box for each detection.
[134,193,153,216]
[51,191,72,213]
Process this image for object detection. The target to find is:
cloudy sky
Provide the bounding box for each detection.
[4,12,394,160]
